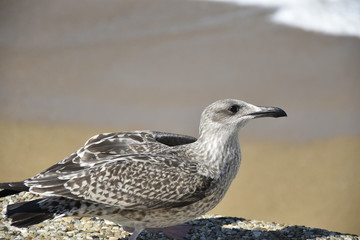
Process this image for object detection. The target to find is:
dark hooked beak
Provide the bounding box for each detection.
[247,106,287,118]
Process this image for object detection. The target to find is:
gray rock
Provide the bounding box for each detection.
[1,192,358,240]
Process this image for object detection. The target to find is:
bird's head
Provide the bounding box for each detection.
[199,99,287,137]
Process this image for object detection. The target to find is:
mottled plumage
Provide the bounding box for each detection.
[0,99,286,240]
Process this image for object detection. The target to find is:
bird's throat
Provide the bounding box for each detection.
[196,130,241,180]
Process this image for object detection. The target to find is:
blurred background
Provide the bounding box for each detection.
[0,0,359,236]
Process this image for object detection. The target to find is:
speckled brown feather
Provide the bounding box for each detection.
[0,99,286,240]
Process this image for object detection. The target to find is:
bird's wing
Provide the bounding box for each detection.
[31,131,197,179]
[25,154,213,210]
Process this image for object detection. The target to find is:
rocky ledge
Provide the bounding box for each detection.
[1,192,358,240]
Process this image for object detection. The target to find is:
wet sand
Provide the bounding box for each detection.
[1,0,359,141]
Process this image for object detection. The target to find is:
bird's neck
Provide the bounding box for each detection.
[195,128,241,180]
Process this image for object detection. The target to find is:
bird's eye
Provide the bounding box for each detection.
[228,105,240,114]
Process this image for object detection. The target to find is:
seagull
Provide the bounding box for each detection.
[0,99,286,240]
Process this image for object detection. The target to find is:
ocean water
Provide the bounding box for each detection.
[204,0,360,38]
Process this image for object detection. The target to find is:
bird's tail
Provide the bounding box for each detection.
[0,181,29,197]
[6,198,56,227]
[5,196,83,228]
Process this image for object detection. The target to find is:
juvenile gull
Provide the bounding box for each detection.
[0,99,286,239]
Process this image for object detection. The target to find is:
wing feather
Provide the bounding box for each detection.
[22,131,204,210]
[27,154,212,210]
[32,131,197,179]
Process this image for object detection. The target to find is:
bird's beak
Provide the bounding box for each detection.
[247,106,287,118]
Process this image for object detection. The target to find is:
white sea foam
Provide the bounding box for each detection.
[202,0,360,38]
